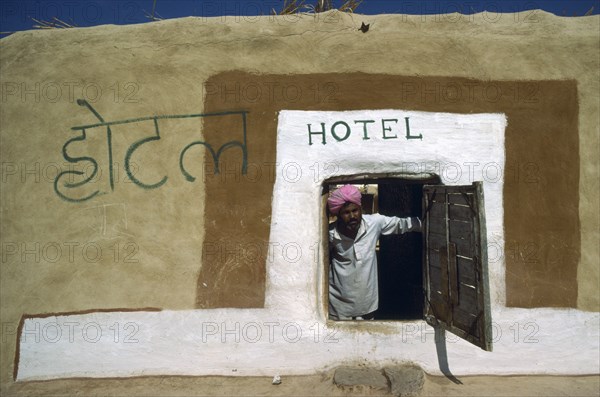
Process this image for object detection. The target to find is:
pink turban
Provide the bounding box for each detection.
[327,185,362,215]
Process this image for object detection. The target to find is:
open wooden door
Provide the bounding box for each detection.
[422,181,492,351]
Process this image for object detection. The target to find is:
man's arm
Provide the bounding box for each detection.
[378,214,422,235]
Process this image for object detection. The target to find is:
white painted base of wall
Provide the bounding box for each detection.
[16,308,600,380]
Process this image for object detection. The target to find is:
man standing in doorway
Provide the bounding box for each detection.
[327,184,422,320]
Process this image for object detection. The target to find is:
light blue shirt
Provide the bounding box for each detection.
[328,214,422,318]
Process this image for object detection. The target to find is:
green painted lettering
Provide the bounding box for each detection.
[381,119,398,139]
[307,122,326,145]
[354,120,375,140]
[331,121,351,142]
[405,117,423,140]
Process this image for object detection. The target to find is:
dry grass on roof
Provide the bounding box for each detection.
[274,0,364,15]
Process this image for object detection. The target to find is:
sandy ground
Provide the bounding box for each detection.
[3,373,599,396]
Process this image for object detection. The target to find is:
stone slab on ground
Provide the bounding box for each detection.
[333,366,390,392]
[384,365,425,397]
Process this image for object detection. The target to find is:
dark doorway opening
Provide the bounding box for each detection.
[378,181,427,320]
[326,174,441,321]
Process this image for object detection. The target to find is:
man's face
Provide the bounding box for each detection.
[337,202,362,233]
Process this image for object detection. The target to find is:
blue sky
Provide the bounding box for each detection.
[1,0,598,35]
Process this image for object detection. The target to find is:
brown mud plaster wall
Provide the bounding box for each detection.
[197,72,579,309]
